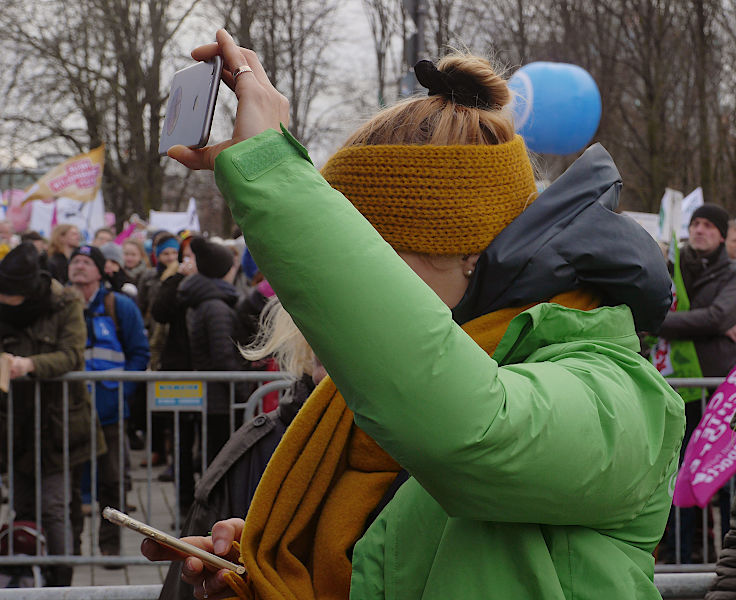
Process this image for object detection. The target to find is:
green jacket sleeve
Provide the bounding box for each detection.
[215,130,680,528]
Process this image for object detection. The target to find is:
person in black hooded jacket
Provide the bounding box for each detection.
[175,237,249,508]
[158,298,319,600]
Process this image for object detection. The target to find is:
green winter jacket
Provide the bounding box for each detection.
[215,129,685,599]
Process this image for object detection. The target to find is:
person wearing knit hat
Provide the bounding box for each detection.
[100,241,124,268]
[688,203,730,248]
[69,237,150,560]
[189,237,233,279]
[0,241,98,587]
[657,201,736,563]
[70,244,106,278]
[100,241,138,299]
[0,241,42,299]
[168,234,244,511]
[144,32,683,600]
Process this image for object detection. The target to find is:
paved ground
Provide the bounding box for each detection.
[0,447,184,589]
[72,448,181,587]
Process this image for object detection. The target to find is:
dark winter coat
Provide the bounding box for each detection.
[136,267,161,328]
[177,273,248,414]
[0,278,105,475]
[151,272,191,370]
[157,376,310,600]
[46,252,70,284]
[658,244,736,377]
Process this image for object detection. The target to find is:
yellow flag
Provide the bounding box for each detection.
[23,144,104,203]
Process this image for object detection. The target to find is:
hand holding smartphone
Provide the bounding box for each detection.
[159,56,223,156]
[103,507,246,575]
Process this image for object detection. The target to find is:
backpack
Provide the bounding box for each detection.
[0,521,47,588]
[103,290,118,331]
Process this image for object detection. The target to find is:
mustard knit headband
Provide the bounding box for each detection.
[321,135,537,255]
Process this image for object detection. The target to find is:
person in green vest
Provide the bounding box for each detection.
[143,30,685,599]
[658,203,736,563]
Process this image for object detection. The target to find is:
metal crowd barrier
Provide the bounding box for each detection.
[0,574,720,598]
[0,370,291,573]
[0,374,731,597]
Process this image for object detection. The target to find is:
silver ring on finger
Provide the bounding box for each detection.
[232,65,253,80]
[202,579,208,600]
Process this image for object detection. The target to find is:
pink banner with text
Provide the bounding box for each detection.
[674,367,736,507]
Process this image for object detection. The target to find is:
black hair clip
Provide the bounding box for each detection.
[414,59,497,110]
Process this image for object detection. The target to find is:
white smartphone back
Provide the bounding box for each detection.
[159,56,223,156]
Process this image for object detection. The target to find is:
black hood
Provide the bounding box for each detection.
[452,143,672,332]
[178,273,238,308]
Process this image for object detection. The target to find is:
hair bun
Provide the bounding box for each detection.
[414,55,510,111]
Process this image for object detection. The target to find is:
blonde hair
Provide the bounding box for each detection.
[240,298,314,377]
[343,53,514,148]
[48,224,77,256]
[122,238,150,268]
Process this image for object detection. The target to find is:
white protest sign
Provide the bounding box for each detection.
[623,211,659,240]
[149,197,200,233]
[657,188,683,242]
[55,192,106,242]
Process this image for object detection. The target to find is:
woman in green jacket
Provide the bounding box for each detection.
[143,30,685,599]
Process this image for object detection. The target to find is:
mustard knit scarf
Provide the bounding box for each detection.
[224,289,600,599]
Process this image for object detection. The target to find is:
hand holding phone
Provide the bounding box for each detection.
[104,507,245,575]
[166,29,290,171]
[159,56,223,156]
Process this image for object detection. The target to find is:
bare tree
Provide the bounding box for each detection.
[362,0,403,105]
[0,0,201,221]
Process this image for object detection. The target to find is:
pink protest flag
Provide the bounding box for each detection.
[115,222,138,244]
[2,190,31,232]
[673,366,736,508]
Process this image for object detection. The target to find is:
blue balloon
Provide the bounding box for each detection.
[508,62,602,155]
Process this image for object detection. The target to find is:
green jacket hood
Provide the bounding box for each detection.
[494,303,640,366]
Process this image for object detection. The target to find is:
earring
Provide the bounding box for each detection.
[465,269,474,279]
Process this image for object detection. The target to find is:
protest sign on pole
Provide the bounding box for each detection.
[23,145,104,204]
[657,188,684,243]
[674,365,736,508]
[30,191,106,242]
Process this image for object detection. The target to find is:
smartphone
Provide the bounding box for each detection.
[159,56,223,156]
[102,506,246,575]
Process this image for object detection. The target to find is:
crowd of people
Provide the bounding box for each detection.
[5,27,736,598]
[0,219,276,586]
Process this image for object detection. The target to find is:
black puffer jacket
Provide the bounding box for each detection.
[658,244,736,377]
[452,143,672,333]
[177,273,247,414]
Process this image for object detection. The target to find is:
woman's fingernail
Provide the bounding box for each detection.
[214,539,229,555]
